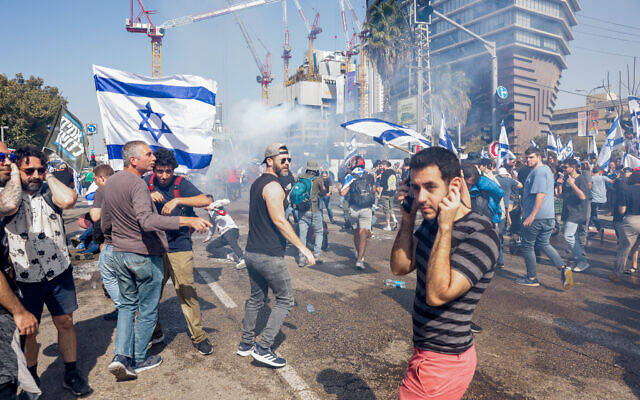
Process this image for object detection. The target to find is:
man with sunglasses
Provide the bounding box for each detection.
[238,143,314,368]
[2,145,92,396]
[144,148,214,356]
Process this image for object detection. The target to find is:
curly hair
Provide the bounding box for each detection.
[15,145,48,168]
[153,148,179,169]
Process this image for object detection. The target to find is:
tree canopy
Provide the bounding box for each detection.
[0,73,66,149]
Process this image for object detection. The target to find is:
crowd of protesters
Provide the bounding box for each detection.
[1,136,639,399]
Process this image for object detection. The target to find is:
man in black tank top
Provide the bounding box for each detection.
[238,143,315,368]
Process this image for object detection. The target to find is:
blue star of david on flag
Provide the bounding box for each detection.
[138,102,171,142]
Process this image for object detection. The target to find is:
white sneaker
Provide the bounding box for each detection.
[225,253,236,262]
[235,259,246,269]
[355,259,365,270]
[383,225,392,231]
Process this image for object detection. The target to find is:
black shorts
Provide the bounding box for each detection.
[16,266,78,322]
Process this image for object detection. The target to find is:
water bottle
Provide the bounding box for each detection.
[91,281,97,289]
[383,279,406,289]
[306,304,315,313]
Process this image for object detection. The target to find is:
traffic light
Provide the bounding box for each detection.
[415,0,433,24]
[89,153,97,168]
[498,102,514,134]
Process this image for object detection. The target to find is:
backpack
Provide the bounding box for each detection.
[290,176,313,211]
[348,173,375,208]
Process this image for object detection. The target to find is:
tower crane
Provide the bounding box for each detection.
[126,0,280,77]
[282,0,291,83]
[291,0,322,77]
[225,0,273,102]
[342,0,368,117]
[338,0,359,73]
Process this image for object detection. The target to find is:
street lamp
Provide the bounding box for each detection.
[576,85,605,136]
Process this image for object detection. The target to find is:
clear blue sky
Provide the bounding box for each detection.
[1,0,639,150]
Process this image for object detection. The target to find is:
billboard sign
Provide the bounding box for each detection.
[397,96,417,125]
[577,111,587,136]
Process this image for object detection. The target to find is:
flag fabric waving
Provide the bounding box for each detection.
[496,121,511,168]
[93,65,217,173]
[547,131,558,154]
[344,134,358,161]
[481,147,489,159]
[438,114,457,155]
[597,116,624,169]
[340,118,431,149]
[559,138,574,161]
[556,136,564,157]
[623,152,640,169]
[43,107,89,173]
[529,139,538,148]
[630,96,640,138]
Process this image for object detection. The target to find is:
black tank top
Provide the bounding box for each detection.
[246,174,287,257]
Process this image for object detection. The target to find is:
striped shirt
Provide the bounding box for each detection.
[412,211,499,354]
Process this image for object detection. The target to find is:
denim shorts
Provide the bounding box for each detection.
[16,266,78,322]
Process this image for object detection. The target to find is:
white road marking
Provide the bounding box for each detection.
[196,269,237,308]
[277,365,319,400]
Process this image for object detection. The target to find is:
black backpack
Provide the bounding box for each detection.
[349,173,375,208]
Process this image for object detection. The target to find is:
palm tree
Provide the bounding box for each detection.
[431,65,471,128]
[365,1,411,112]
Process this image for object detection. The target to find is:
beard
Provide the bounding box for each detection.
[274,162,289,177]
[24,179,43,192]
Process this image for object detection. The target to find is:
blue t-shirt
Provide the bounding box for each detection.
[522,164,555,220]
[143,174,202,252]
[590,175,611,204]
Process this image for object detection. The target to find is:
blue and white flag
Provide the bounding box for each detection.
[556,136,563,157]
[340,118,431,150]
[623,152,640,169]
[597,116,625,169]
[546,131,558,154]
[630,96,640,138]
[344,134,358,161]
[93,65,217,173]
[497,121,511,168]
[529,139,538,148]
[559,138,574,161]
[588,134,598,156]
[438,114,457,155]
[481,147,489,159]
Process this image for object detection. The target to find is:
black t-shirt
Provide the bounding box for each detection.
[53,169,75,189]
[143,174,202,252]
[246,174,286,257]
[624,184,640,216]
[562,174,589,224]
[380,169,397,196]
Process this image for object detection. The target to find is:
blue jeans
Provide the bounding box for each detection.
[563,221,588,265]
[113,251,164,363]
[241,252,294,349]
[298,210,323,259]
[521,218,564,278]
[318,195,334,221]
[99,244,120,308]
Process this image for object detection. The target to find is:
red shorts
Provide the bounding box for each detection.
[398,345,476,400]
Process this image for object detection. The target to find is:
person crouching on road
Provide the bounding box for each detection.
[203,196,246,269]
[101,141,211,381]
[391,147,499,400]
[237,143,315,368]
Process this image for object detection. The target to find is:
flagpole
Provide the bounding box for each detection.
[386,142,415,155]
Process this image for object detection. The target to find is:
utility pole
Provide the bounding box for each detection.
[414,5,433,142]
[431,9,498,141]
[0,126,8,143]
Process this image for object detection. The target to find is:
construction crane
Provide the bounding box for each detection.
[126,0,280,77]
[291,0,322,77]
[282,0,291,83]
[343,0,368,117]
[225,0,273,102]
[338,0,360,73]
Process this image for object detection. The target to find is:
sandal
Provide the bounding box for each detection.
[624,268,637,275]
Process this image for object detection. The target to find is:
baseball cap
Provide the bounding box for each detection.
[263,143,288,163]
[306,160,320,172]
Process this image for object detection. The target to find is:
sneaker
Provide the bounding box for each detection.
[63,370,92,396]
[194,338,213,355]
[314,254,323,264]
[470,321,482,333]
[147,330,164,349]
[133,355,162,373]
[573,262,591,272]
[355,259,365,270]
[226,253,236,262]
[237,342,255,357]
[561,266,573,289]
[103,310,118,321]
[383,225,392,231]
[297,258,306,268]
[624,268,638,275]
[251,345,286,368]
[235,259,246,269]
[108,355,137,381]
[515,276,540,287]
[329,218,335,224]
[71,238,81,248]
[496,262,505,269]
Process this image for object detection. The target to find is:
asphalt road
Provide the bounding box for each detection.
[30,193,640,400]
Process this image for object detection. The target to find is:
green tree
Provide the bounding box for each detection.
[463,136,487,154]
[432,65,471,128]
[365,1,411,112]
[0,73,66,149]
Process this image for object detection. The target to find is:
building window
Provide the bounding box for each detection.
[515,0,561,17]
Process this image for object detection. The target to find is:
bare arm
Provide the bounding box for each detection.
[0,164,22,216]
[46,173,77,209]
[263,181,315,264]
[161,193,212,215]
[90,208,101,222]
[0,272,38,335]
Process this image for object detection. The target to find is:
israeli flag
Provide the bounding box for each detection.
[547,131,558,154]
[497,121,512,168]
[529,139,538,149]
[340,118,431,149]
[93,65,216,173]
[556,136,564,157]
[623,152,640,169]
[438,114,457,155]
[630,96,640,138]
[481,147,489,159]
[559,138,574,161]
[588,134,598,156]
[597,116,625,169]
[344,134,358,161]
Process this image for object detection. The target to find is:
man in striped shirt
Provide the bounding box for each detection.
[391,147,499,400]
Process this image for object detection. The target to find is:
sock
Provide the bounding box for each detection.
[64,361,77,374]
[28,364,38,380]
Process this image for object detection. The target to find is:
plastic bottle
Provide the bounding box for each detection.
[306,304,315,313]
[383,279,407,289]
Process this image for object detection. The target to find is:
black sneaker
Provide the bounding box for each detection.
[561,266,573,289]
[515,276,540,287]
[251,345,286,368]
[63,370,92,396]
[103,310,118,321]
[150,330,164,346]
[194,338,213,355]
[470,322,483,333]
[108,355,137,381]
[237,342,255,357]
[133,355,162,373]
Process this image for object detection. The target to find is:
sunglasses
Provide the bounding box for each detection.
[280,157,292,164]
[0,152,16,163]
[21,167,46,176]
